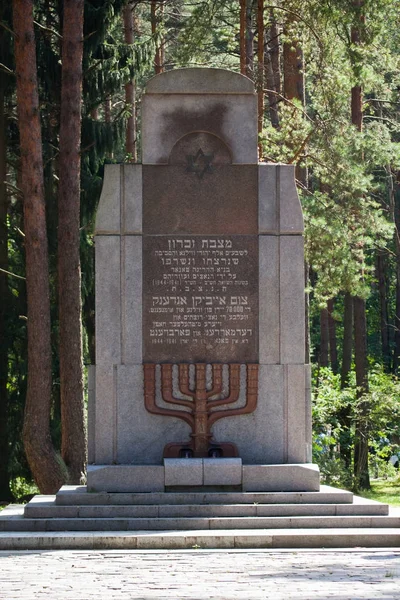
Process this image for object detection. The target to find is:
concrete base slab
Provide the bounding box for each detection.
[242,463,320,492]
[87,462,319,492]
[0,528,400,550]
[87,465,164,493]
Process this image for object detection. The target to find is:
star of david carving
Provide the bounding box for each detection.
[186,148,214,179]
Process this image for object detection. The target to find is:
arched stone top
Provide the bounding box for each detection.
[144,68,255,94]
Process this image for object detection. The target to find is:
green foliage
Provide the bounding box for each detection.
[313,366,400,488]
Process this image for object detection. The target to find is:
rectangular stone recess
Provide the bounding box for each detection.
[143,235,259,363]
[142,165,258,235]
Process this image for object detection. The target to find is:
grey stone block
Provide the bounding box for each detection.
[278,164,304,234]
[93,365,116,464]
[203,458,242,486]
[87,365,95,464]
[115,365,190,465]
[145,68,254,94]
[122,164,142,234]
[121,236,142,364]
[279,236,305,363]
[95,164,121,233]
[142,95,257,165]
[87,465,164,493]
[95,236,121,365]
[116,364,143,463]
[286,364,307,463]
[213,365,284,464]
[242,464,320,492]
[164,458,203,486]
[258,164,277,233]
[259,236,280,364]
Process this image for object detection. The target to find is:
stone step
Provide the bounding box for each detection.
[24,496,388,519]
[55,484,354,506]
[1,528,400,550]
[1,509,399,532]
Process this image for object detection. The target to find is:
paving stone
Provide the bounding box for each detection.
[0,549,399,599]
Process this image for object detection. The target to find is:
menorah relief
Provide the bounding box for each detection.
[143,363,258,458]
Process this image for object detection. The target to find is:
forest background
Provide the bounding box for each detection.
[1,0,400,502]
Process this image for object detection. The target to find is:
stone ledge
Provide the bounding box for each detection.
[242,464,320,492]
[87,462,319,493]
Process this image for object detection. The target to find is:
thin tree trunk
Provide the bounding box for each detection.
[123,2,137,161]
[265,10,280,129]
[240,0,246,75]
[341,292,353,387]
[376,251,390,369]
[151,0,163,74]
[270,10,281,97]
[257,0,264,152]
[13,0,65,493]
[245,0,253,78]
[282,10,309,360]
[327,298,338,374]
[394,184,400,372]
[320,306,329,368]
[0,81,12,501]
[353,295,370,488]
[351,0,369,489]
[58,0,86,484]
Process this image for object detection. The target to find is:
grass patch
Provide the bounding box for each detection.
[360,477,400,506]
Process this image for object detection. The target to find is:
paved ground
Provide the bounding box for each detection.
[0,549,400,599]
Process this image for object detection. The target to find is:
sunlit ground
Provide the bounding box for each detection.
[361,477,400,506]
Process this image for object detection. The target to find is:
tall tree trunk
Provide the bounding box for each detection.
[353,295,370,488]
[338,292,353,468]
[0,80,12,501]
[376,251,390,369]
[123,2,137,161]
[351,0,369,489]
[257,0,264,153]
[265,10,280,128]
[58,0,86,484]
[320,306,329,368]
[327,298,338,374]
[151,0,163,74]
[257,0,264,121]
[341,292,353,387]
[245,0,253,78]
[282,9,309,361]
[239,0,246,75]
[394,182,400,372]
[13,0,65,493]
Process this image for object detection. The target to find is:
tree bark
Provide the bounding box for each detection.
[351,0,369,489]
[58,0,86,484]
[239,0,246,75]
[319,306,329,368]
[353,295,370,489]
[245,0,253,78]
[13,0,65,493]
[265,10,280,128]
[327,298,338,374]
[0,78,12,501]
[282,9,309,360]
[257,0,264,143]
[123,2,137,161]
[151,0,163,74]
[341,292,353,387]
[376,251,390,369]
[394,182,400,372]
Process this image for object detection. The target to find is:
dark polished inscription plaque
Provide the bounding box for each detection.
[143,235,258,363]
